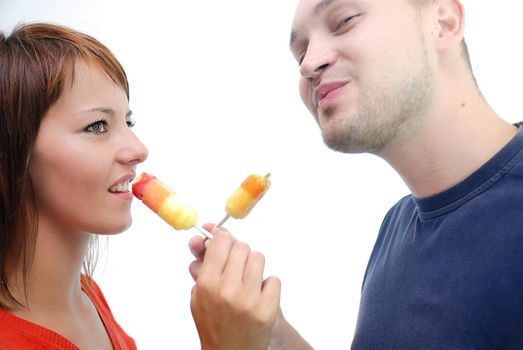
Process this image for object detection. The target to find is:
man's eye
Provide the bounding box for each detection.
[297,50,306,66]
[85,119,108,134]
[298,54,305,66]
[335,15,358,31]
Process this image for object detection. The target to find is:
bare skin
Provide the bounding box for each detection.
[190,225,281,350]
[189,0,517,348]
[3,60,148,349]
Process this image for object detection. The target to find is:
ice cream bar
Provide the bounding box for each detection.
[225,173,271,219]
[132,172,198,230]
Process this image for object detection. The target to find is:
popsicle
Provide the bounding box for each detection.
[216,173,271,228]
[132,172,210,237]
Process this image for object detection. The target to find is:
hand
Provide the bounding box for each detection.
[188,226,208,282]
[189,225,281,350]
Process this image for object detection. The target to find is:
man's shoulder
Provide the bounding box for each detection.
[383,194,415,221]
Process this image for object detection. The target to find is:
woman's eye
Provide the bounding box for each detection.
[85,119,108,134]
[126,119,136,128]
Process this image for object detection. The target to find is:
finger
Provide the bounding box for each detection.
[203,222,232,236]
[198,229,234,279]
[243,251,265,291]
[221,241,251,286]
[260,276,282,318]
[189,260,202,282]
[202,223,216,232]
[189,235,206,260]
[202,224,235,250]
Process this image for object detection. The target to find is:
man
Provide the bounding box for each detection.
[189,0,523,348]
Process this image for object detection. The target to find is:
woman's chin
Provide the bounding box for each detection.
[90,218,132,235]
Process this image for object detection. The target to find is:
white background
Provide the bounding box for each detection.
[1,1,522,349]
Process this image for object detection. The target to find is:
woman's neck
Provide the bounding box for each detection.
[8,215,91,313]
[3,218,113,349]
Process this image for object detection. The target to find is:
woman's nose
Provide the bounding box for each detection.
[118,129,149,166]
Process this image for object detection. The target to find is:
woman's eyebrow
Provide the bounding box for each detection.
[81,107,133,117]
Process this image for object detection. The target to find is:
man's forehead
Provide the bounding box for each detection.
[291,0,361,32]
[293,0,335,21]
[290,0,339,46]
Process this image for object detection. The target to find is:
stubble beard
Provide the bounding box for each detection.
[319,49,433,155]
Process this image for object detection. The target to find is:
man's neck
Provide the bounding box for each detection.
[379,88,518,199]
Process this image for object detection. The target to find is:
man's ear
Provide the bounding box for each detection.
[433,0,465,53]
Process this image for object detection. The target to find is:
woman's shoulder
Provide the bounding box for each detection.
[80,274,111,311]
[80,275,137,350]
[0,307,79,349]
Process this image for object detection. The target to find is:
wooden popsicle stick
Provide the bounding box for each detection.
[193,225,213,239]
[214,214,231,229]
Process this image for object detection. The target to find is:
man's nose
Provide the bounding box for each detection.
[299,38,336,79]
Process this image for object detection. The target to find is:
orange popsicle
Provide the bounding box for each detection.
[133,172,198,230]
[216,173,271,228]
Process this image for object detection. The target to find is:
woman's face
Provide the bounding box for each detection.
[30,60,148,235]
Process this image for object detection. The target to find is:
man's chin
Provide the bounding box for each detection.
[321,129,347,153]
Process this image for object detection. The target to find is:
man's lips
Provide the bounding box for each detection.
[314,81,348,108]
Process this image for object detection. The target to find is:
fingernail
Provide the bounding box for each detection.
[188,237,196,250]
[190,262,201,280]
[193,263,201,276]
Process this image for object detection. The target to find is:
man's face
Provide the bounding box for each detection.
[290,0,435,154]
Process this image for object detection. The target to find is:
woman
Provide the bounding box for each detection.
[0,23,280,349]
[0,22,147,349]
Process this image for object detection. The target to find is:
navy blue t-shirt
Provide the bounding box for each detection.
[352,127,523,349]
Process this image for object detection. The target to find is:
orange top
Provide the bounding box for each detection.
[241,174,269,198]
[0,276,136,350]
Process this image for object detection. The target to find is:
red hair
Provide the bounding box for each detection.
[0,22,129,309]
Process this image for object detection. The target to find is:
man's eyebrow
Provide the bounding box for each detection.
[290,31,297,49]
[83,107,133,117]
[315,0,337,15]
[289,0,338,49]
